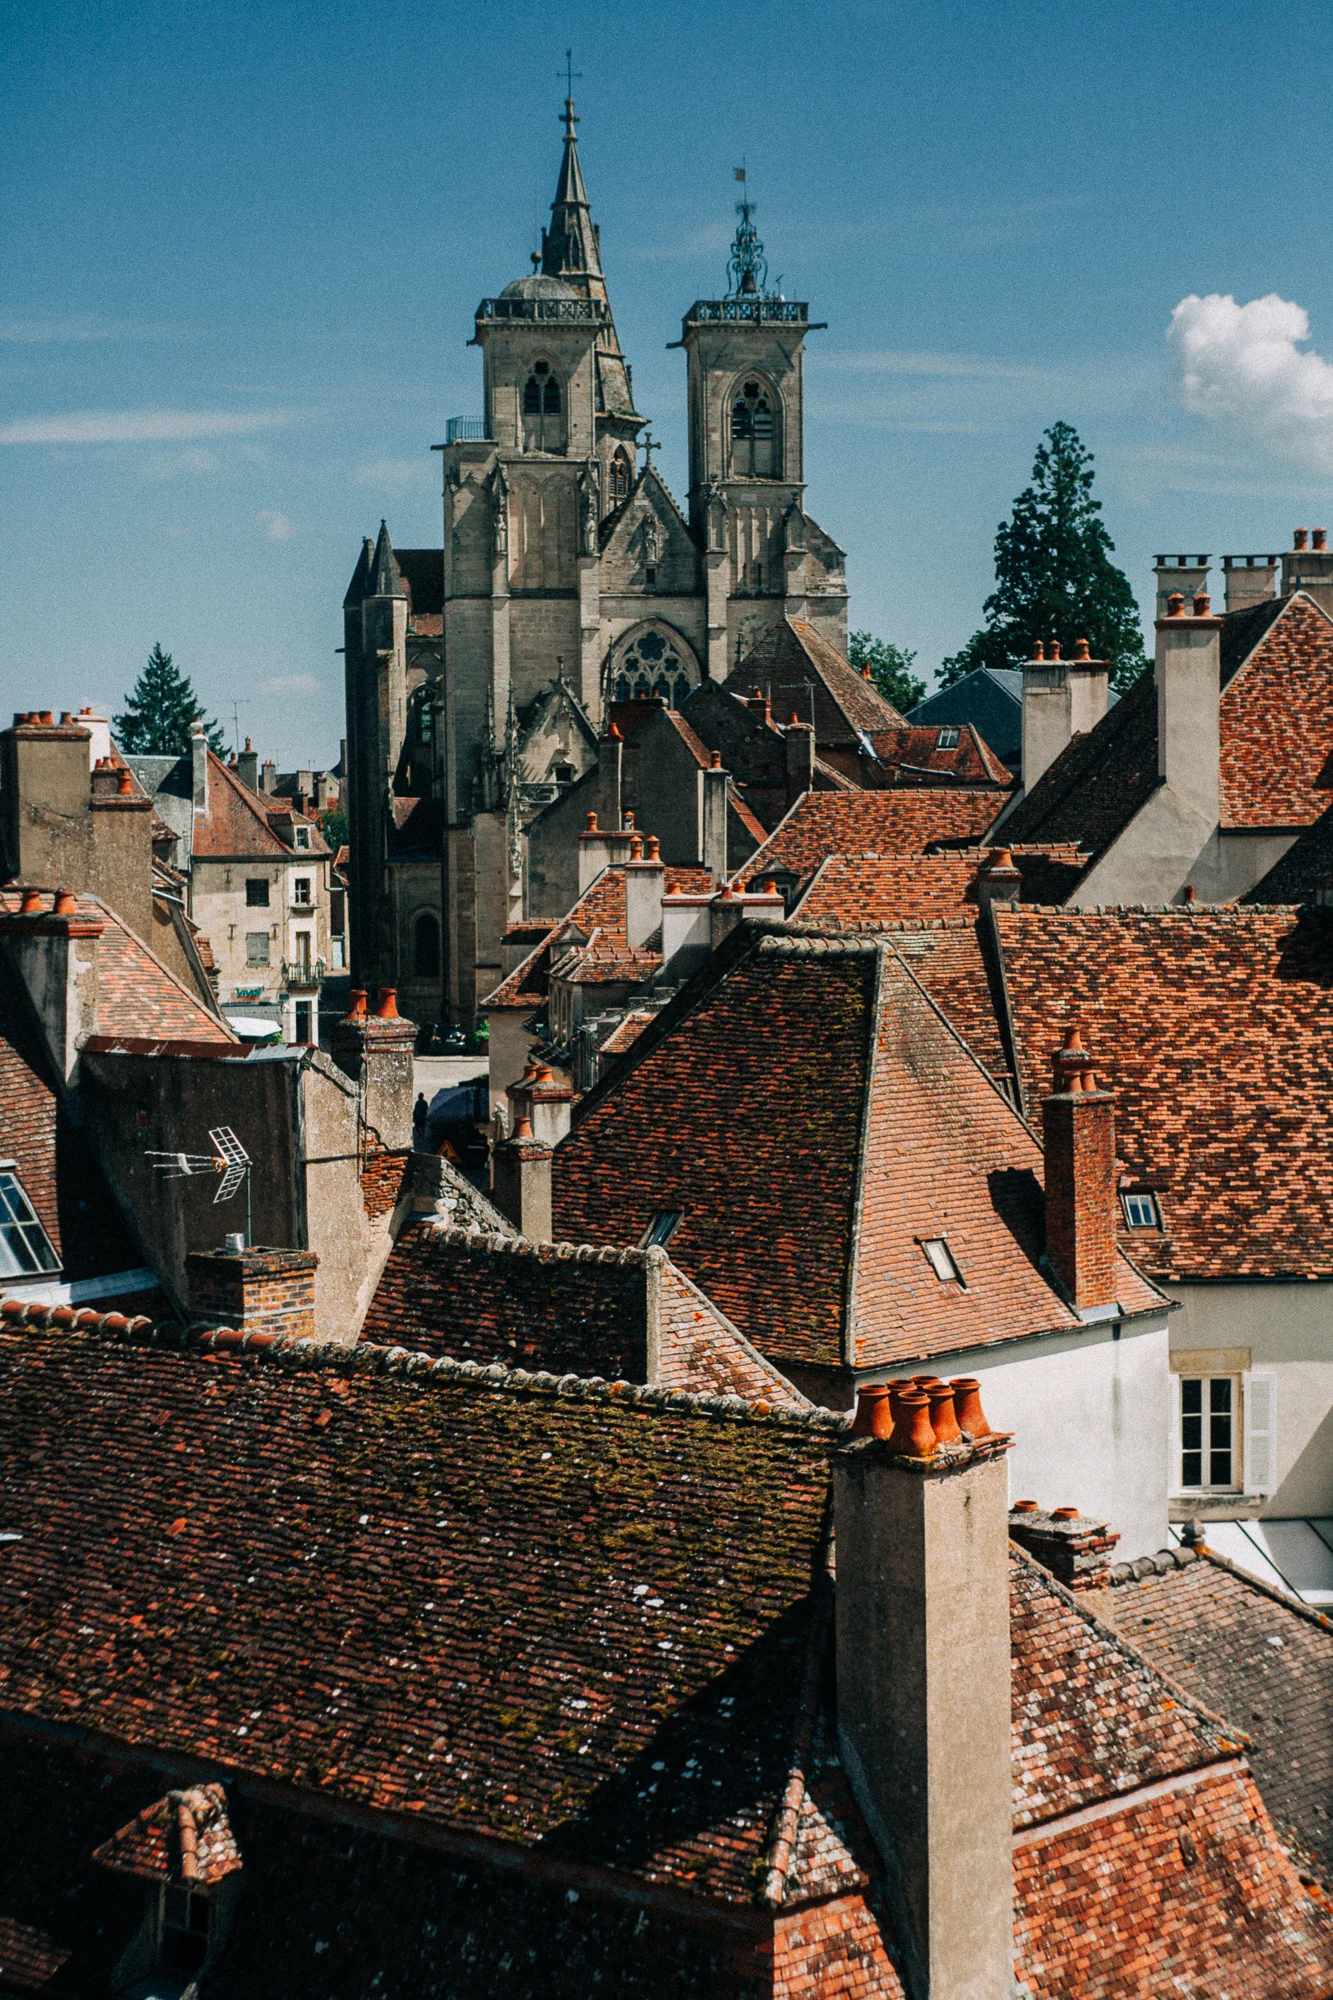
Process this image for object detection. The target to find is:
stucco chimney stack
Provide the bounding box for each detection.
[490,1117,553,1241]
[506,1060,574,1148]
[624,835,666,950]
[1222,554,1280,614]
[1282,524,1333,614]
[1042,1028,1118,1314]
[833,1394,1013,1998]
[1153,553,1211,622]
[1155,580,1222,831]
[1020,637,1109,791]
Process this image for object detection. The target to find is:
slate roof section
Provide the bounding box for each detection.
[92,1783,241,1886]
[907,666,1024,768]
[553,933,1162,1375]
[864,723,1013,788]
[3,1317,1332,1996]
[735,789,1003,892]
[724,619,907,744]
[991,905,1333,1279]
[1095,1546,1333,1882]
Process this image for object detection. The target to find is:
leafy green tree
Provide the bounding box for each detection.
[939,423,1147,692]
[113,643,225,756]
[317,807,349,851]
[847,630,927,715]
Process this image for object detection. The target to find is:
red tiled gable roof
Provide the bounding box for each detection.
[553,934,1160,1375]
[190,751,298,859]
[886,921,1012,1082]
[1096,1545,1333,1882]
[482,864,714,1009]
[792,851,1085,928]
[727,620,907,743]
[864,723,1013,787]
[0,892,233,1046]
[92,1783,240,1887]
[991,905,1333,1279]
[736,789,1002,891]
[2,1318,1331,1996]
[655,1262,810,1409]
[598,1008,655,1058]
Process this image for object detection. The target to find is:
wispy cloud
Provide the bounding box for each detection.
[1168,292,1333,474]
[0,409,289,445]
[259,673,321,694]
[0,315,176,343]
[354,456,435,490]
[257,509,294,540]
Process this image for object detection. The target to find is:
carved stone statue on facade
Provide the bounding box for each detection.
[490,464,509,556]
[579,462,600,556]
[642,515,661,570]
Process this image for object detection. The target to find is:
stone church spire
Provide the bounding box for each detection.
[541,97,606,305]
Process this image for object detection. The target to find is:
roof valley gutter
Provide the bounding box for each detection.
[839,941,886,1370]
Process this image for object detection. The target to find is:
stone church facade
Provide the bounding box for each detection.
[343,97,847,1028]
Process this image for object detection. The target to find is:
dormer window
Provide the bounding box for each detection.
[0,1165,59,1278]
[920,1236,964,1286]
[936,727,960,750]
[293,826,310,850]
[1121,1191,1161,1230]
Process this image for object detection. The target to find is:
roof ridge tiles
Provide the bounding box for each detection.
[1185,1545,1333,1634]
[0,1297,846,1434]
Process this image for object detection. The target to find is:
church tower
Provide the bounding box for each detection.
[674,192,847,677]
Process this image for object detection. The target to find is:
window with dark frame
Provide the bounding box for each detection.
[920,1236,965,1285]
[731,380,777,477]
[936,726,960,750]
[1180,1376,1236,1490]
[160,1884,211,1973]
[0,1167,60,1278]
[640,1210,683,1249]
[245,878,270,908]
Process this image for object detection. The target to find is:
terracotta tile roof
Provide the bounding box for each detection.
[791,849,1081,927]
[2,1316,1331,1994]
[0,891,233,1045]
[1005,594,1333,854]
[191,750,321,859]
[481,864,713,1009]
[735,789,1003,891]
[1096,1545,1333,1881]
[553,933,1161,1375]
[92,1783,241,1886]
[991,905,1333,1279]
[885,921,1012,1081]
[864,723,1013,787]
[598,1008,655,1058]
[655,1262,810,1410]
[726,620,907,743]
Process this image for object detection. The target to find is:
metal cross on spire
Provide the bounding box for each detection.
[641,430,659,471]
[559,48,581,99]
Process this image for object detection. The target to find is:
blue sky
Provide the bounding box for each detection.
[6,0,1333,767]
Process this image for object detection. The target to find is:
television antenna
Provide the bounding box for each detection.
[146,1125,252,1242]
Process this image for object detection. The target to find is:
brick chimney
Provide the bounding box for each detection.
[1221,554,1280,614]
[834,1381,1013,2000]
[1007,1501,1120,1590]
[1280,524,1333,613]
[624,835,666,950]
[490,1116,552,1240]
[185,1245,318,1339]
[332,987,417,1150]
[1155,588,1222,830]
[783,717,815,807]
[1153,554,1211,621]
[1020,639,1109,791]
[702,754,729,881]
[506,1061,574,1147]
[1042,1028,1118,1315]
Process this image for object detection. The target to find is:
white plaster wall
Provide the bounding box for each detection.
[1165,1281,1333,1516]
[883,1314,1171,1561]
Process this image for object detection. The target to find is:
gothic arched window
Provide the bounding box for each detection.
[609,628,699,710]
[413,911,440,979]
[730,379,778,479]
[522,359,564,452]
[609,448,632,506]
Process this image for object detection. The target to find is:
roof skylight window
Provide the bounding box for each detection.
[1121,1191,1161,1230]
[0,1164,60,1278]
[936,727,960,749]
[640,1209,683,1250]
[920,1236,964,1285]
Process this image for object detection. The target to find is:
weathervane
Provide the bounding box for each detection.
[727,163,769,298]
[146,1125,253,1241]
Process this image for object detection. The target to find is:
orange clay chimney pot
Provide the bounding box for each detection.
[927,1383,963,1447]
[514,1114,534,1140]
[374,988,400,1020]
[1315,528,1328,551]
[1294,527,1309,550]
[1167,593,1185,616]
[1033,641,1045,661]
[1074,638,1090,661]
[345,989,367,1021]
[1048,640,1061,661]
[646,835,661,861]
[53,889,76,916]
[950,1377,992,1437]
[629,835,643,861]
[1193,592,1211,617]
[1012,1499,1039,1513]
[117,770,133,796]
[19,889,42,914]
[1052,1506,1080,1521]
[710,750,721,768]
[849,1382,893,1440]
[585,811,598,832]
[889,1389,937,1458]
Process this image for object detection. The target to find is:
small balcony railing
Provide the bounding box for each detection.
[282,958,326,989]
[445,416,490,444]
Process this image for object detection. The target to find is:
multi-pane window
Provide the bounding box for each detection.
[730,380,777,477]
[246,932,271,967]
[1180,1376,1236,1491]
[1121,1191,1161,1229]
[245,878,270,908]
[293,878,312,905]
[936,726,960,750]
[0,1167,60,1277]
[610,630,697,709]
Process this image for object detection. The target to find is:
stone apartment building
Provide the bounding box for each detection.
[343,93,848,1033]
[131,727,335,1043]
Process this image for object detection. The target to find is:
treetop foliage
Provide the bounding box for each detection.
[114,644,226,757]
[847,631,927,716]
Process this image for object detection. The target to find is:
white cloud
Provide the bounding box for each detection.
[257,509,294,540]
[1168,292,1333,471]
[0,408,288,445]
[354,456,434,490]
[259,673,321,694]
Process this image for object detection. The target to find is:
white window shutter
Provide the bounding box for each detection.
[1243,1372,1277,1496]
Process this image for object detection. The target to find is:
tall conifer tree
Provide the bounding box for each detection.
[114,644,226,755]
[940,423,1146,691]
